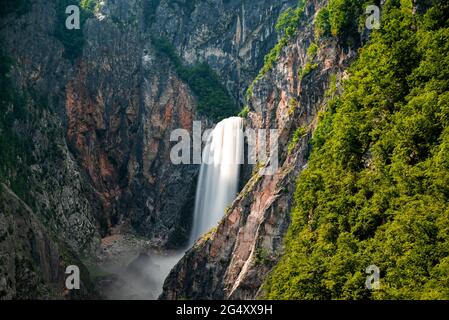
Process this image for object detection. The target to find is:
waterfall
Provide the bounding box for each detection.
[190,117,244,244]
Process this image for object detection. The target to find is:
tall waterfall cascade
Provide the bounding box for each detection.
[190,117,244,244]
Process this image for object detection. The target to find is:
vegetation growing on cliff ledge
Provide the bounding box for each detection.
[247,0,306,98]
[55,0,97,61]
[0,44,31,199]
[265,0,449,299]
[314,0,374,40]
[152,37,239,121]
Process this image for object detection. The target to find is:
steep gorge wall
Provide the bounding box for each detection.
[1,0,297,248]
[1,0,102,255]
[161,0,360,299]
[64,0,201,245]
[0,0,301,298]
[63,0,300,246]
[0,184,98,299]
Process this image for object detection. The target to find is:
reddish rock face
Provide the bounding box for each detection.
[64,45,201,243]
[66,65,122,231]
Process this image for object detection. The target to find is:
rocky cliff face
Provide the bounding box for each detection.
[0,184,98,299]
[161,0,360,299]
[151,0,298,103]
[64,0,201,245]
[1,0,102,255]
[1,0,303,298]
[64,0,299,246]
[1,0,297,247]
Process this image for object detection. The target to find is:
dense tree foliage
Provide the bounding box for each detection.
[314,0,378,43]
[265,0,449,299]
[152,37,239,121]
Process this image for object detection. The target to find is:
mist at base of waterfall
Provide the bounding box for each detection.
[97,251,184,300]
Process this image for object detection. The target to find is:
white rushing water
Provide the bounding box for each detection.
[189,117,244,244]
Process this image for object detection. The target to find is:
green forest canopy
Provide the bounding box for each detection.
[264,0,449,299]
